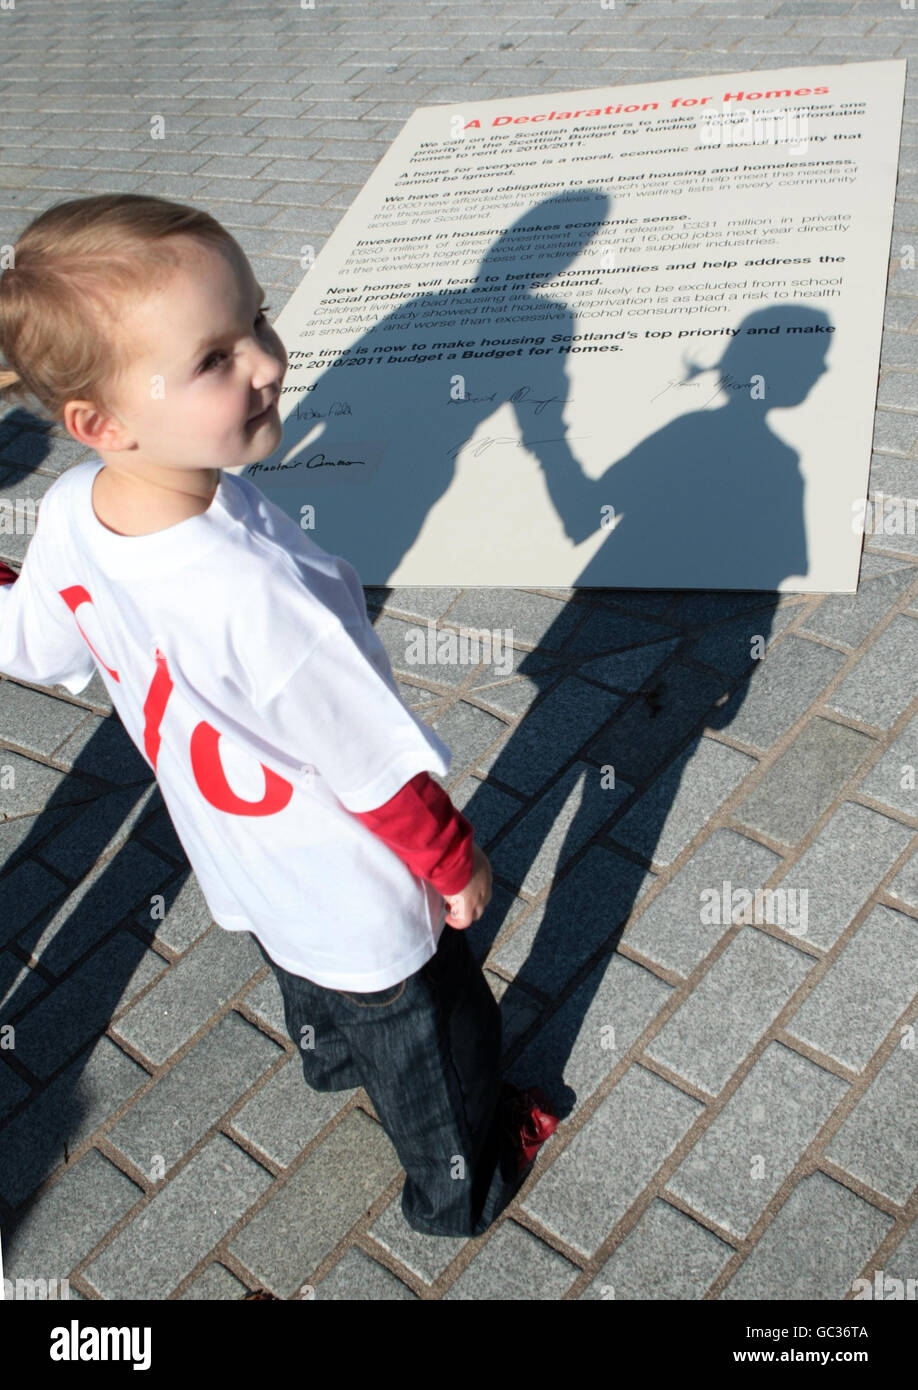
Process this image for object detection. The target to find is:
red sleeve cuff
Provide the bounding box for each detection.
[350,771,475,896]
[0,562,17,586]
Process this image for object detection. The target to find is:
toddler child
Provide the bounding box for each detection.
[0,194,556,1242]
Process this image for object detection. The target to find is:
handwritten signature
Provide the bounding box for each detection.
[447,384,566,416]
[650,372,753,408]
[444,435,574,460]
[248,453,366,475]
[293,399,352,421]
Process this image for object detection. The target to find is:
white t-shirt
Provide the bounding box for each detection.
[0,458,454,990]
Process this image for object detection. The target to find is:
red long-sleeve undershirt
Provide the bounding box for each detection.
[0,561,475,897]
[350,770,475,897]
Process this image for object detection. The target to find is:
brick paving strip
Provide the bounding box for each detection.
[0,0,916,1301]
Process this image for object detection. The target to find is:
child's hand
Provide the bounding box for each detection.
[443,843,492,929]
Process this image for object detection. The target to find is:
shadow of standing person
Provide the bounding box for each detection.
[432,305,831,1129]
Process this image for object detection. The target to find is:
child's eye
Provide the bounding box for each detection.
[198,307,273,373]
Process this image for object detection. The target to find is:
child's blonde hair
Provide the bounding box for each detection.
[0,193,239,424]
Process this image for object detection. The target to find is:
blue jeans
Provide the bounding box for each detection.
[254,923,527,1237]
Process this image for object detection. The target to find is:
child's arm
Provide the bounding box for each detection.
[351,771,493,929]
[0,542,96,694]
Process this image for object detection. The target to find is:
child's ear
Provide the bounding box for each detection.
[62,398,130,451]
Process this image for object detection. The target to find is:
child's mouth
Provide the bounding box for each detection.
[247,397,279,426]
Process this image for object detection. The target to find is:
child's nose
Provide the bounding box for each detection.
[250,338,285,379]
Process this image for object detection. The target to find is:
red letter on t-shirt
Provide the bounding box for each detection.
[145,647,293,816]
[59,584,120,682]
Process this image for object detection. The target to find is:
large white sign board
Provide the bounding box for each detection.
[230,61,906,591]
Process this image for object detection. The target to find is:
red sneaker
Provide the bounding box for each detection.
[501,1083,559,1174]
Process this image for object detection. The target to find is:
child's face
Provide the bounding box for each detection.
[68,234,288,471]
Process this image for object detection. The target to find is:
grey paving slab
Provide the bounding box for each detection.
[430,698,508,778]
[868,458,918,511]
[488,760,633,896]
[66,668,113,714]
[52,712,154,783]
[621,827,783,978]
[504,949,674,1123]
[37,783,161,880]
[672,594,799,628]
[884,1216,918,1292]
[237,968,288,1040]
[719,1170,894,1301]
[471,673,563,720]
[0,1055,32,1126]
[825,1032,918,1207]
[447,773,526,849]
[825,615,918,730]
[178,1261,250,1300]
[0,1034,149,1209]
[0,750,98,819]
[609,735,758,867]
[475,677,623,797]
[559,607,677,658]
[105,1011,284,1181]
[443,1219,580,1299]
[776,800,915,952]
[367,1196,469,1287]
[228,1053,356,1170]
[2,1147,144,1284]
[491,844,657,996]
[706,634,846,754]
[375,586,465,623]
[227,1108,402,1296]
[519,1063,705,1259]
[0,469,52,561]
[645,928,814,1096]
[0,856,69,951]
[888,846,918,914]
[581,1198,735,1300]
[860,556,917,583]
[469,644,561,688]
[587,661,726,784]
[733,716,877,847]
[134,873,216,955]
[132,805,185,865]
[82,1133,275,1300]
[800,567,918,650]
[10,930,169,1082]
[111,926,266,1068]
[685,606,798,679]
[0,682,88,760]
[444,589,581,651]
[578,638,681,692]
[372,612,472,687]
[464,878,532,963]
[665,1042,849,1239]
[26,840,177,980]
[784,903,918,1074]
[498,965,550,1054]
[855,710,918,821]
[0,804,74,876]
[396,680,442,713]
[315,1244,418,1298]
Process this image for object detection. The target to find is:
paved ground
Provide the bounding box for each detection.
[1,0,917,1302]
